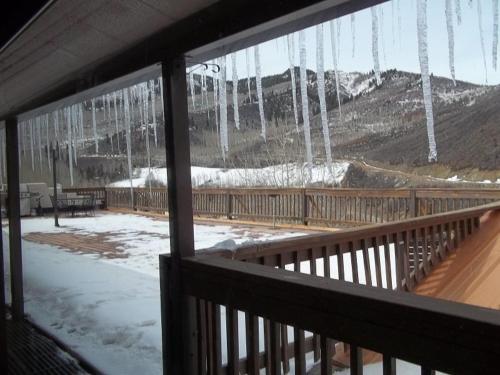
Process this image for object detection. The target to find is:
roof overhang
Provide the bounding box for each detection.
[0,0,386,121]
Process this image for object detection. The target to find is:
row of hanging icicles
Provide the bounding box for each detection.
[9,0,497,188]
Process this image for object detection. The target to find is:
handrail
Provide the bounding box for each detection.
[175,254,500,374]
[200,201,500,262]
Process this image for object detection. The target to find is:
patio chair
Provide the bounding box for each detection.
[81,194,96,216]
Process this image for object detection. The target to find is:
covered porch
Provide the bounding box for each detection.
[1,0,500,374]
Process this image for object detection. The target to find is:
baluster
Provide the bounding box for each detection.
[320,335,334,375]
[269,321,281,375]
[350,345,363,375]
[383,354,396,375]
[395,232,404,291]
[310,248,320,361]
[226,307,239,375]
[383,235,393,289]
[421,227,430,274]
[372,237,383,288]
[412,229,421,283]
[279,255,290,374]
[197,299,208,375]
[361,239,372,287]
[349,241,359,284]
[245,313,259,375]
[403,231,413,291]
[293,253,306,375]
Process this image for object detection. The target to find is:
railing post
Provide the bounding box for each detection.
[0,185,7,373]
[6,117,24,321]
[226,190,232,220]
[409,189,417,217]
[160,57,197,375]
[302,188,308,226]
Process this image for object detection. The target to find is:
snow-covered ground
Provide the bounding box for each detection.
[3,213,304,374]
[107,162,350,188]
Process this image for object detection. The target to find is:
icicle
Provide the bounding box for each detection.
[17,123,21,168]
[189,70,196,111]
[91,98,99,153]
[417,0,438,162]
[254,45,266,141]
[213,64,219,136]
[493,0,499,70]
[398,0,402,48]
[113,92,121,153]
[29,119,34,171]
[219,56,229,159]
[391,1,396,46]
[0,130,4,186]
[336,18,342,64]
[21,120,26,157]
[37,116,43,172]
[123,88,134,204]
[66,108,74,185]
[330,20,343,117]
[351,14,356,58]
[143,83,152,197]
[299,30,313,181]
[72,105,78,166]
[150,80,158,146]
[246,48,252,103]
[288,34,299,129]
[46,114,51,171]
[456,0,462,24]
[371,8,382,85]
[231,53,240,129]
[159,77,165,119]
[477,0,489,83]
[379,6,387,68]
[316,25,333,168]
[446,0,457,85]
[78,104,84,142]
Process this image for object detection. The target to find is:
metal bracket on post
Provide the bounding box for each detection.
[160,57,197,375]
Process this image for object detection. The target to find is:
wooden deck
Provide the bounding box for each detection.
[415,210,500,310]
[5,313,89,374]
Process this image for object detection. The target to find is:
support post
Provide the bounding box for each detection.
[160,57,197,375]
[0,186,7,373]
[6,117,23,321]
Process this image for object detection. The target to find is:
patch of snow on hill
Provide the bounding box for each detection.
[107,162,350,188]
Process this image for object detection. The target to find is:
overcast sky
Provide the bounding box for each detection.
[224,0,498,86]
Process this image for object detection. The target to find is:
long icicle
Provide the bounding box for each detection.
[113,91,121,153]
[30,119,34,171]
[189,70,196,111]
[351,14,356,58]
[46,114,51,171]
[477,0,488,83]
[150,80,158,146]
[219,56,229,160]
[72,105,78,166]
[66,108,74,185]
[446,0,457,85]
[246,49,252,103]
[371,7,382,85]
[92,98,99,153]
[379,6,387,68]
[316,24,333,169]
[330,20,343,118]
[37,116,43,172]
[231,53,240,129]
[143,83,152,198]
[287,33,299,129]
[254,45,266,141]
[417,0,438,162]
[213,62,219,143]
[493,0,499,70]
[299,30,313,182]
[123,88,134,205]
[107,94,113,154]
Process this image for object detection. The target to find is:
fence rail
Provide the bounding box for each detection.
[163,201,500,375]
[101,186,500,226]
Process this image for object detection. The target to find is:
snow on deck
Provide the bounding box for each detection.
[2,213,305,374]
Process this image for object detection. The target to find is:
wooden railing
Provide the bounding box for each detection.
[62,187,107,208]
[104,187,500,226]
[162,202,500,374]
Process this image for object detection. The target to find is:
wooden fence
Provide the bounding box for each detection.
[99,187,500,226]
[166,201,500,375]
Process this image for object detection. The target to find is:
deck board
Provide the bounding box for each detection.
[415,210,500,310]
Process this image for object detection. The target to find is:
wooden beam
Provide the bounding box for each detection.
[5,117,23,321]
[160,57,197,375]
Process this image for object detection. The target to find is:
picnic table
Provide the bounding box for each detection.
[53,195,96,217]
